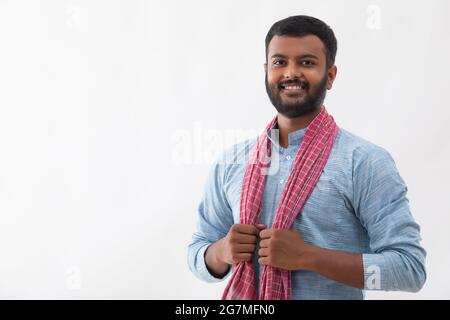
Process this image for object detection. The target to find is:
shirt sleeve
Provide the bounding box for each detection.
[352,146,427,292]
[187,151,234,283]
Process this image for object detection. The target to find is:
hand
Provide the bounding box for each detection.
[218,223,266,265]
[258,228,314,271]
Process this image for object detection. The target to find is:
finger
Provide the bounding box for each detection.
[259,229,272,239]
[234,253,252,263]
[259,239,269,248]
[258,257,269,266]
[236,244,256,253]
[255,224,266,230]
[258,248,269,257]
[234,224,259,236]
[234,233,257,244]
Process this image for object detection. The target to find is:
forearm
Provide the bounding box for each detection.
[204,239,230,278]
[304,245,364,289]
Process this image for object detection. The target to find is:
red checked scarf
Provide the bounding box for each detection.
[221,106,339,300]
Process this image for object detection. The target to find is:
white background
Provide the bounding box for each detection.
[0,0,449,299]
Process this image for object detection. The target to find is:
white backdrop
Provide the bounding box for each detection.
[0,0,449,299]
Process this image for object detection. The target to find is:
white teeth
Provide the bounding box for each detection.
[284,86,302,90]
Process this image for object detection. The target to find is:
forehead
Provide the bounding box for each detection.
[267,35,326,59]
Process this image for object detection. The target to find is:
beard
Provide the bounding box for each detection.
[265,72,328,119]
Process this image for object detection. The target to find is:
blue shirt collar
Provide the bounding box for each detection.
[266,121,307,148]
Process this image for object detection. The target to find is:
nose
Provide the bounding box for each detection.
[283,62,302,80]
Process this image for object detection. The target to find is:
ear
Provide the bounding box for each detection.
[264,62,268,74]
[327,65,337,90]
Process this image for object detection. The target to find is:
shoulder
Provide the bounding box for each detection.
[334,128,395,171]
[337,129,399,183]
[211,136,258,185]
[215,136,258,167]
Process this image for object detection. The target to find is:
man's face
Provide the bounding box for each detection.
[264,35,336,118]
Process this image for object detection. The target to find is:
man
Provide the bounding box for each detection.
[187,15,426,299]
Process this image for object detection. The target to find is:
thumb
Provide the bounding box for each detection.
[255,223,266,230]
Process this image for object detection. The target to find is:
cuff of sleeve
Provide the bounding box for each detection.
[362,253,390,291]
[196,244,232,283]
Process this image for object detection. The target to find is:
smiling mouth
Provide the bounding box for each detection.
[279,83,307,96]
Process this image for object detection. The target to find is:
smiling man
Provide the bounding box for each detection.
[187,15,426,300]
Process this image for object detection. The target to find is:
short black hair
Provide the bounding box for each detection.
[265,15,337,68]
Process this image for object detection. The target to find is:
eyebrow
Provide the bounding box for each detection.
[270,53,320,60]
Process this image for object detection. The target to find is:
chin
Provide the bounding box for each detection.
[282,99,304,106]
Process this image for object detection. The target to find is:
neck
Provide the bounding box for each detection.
[277,107,322,148]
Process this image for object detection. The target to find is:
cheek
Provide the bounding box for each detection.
[267,71,281,86]
[303,70,318,81]
[268,78,281,91]
[308,69,328,84]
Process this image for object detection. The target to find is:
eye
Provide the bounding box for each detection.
[273,60,286,66]
[301,60,315,66]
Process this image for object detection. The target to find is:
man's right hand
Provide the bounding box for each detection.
[204,223,266,278]
[218,223,266,264]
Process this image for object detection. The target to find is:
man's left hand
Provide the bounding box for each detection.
[258,228,315,271]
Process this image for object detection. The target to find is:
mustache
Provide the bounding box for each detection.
[277,79,309,90]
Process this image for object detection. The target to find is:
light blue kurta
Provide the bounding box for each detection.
[187,124,426,299]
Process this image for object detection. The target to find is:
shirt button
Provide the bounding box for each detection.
[286,155,291,160]
[280,179,284,184]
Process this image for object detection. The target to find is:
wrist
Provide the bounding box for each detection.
[213,238,226,264]
[211,238,230,268]
[299,243,320,271]
[205,239,230,278]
